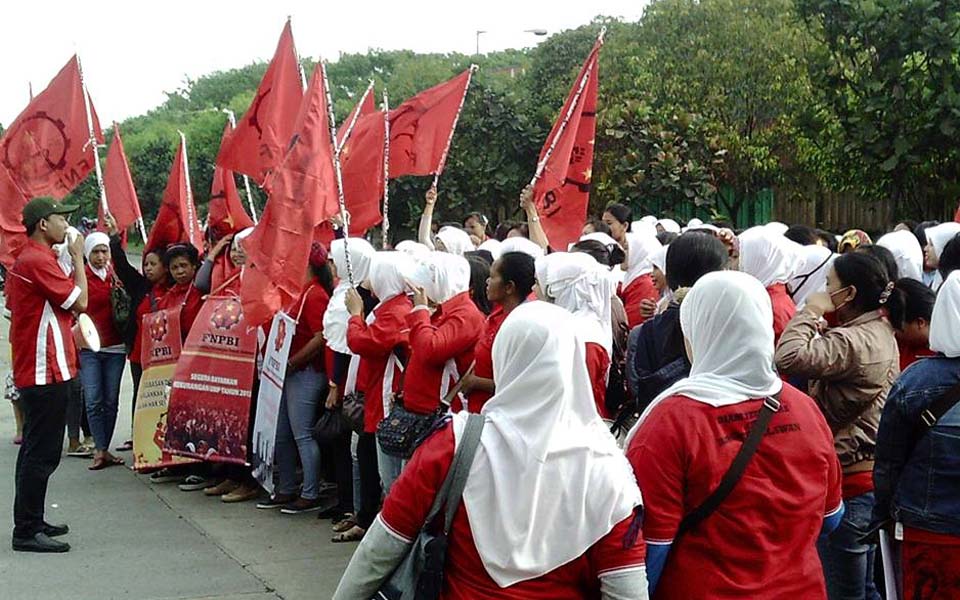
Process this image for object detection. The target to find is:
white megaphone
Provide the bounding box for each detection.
[74,313,101,352]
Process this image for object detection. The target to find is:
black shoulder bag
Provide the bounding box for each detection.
[676,395,781,539]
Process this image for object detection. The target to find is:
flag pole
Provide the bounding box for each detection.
[381,90,391,249]
[528,28,605,190]
[337,80,375,155]
[176,130,198,248]
[28,82,33,101]
[431,64,479,191]
[222,109,259,224]
[76,55,109,217]
[320,61,355,287]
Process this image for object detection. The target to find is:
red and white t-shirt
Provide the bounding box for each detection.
[626,383,842,599]
[7,239,81,388]
[381,425,646,599]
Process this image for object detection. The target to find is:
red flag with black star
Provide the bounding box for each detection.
[215,20,304,185]
[146,136,203,254]
[241,63,340,326]
[0,55,104,200]
[533,38,602,249]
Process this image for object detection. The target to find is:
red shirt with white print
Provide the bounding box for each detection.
[380,425,646,599]
[626,383,841,599]
[8,239,81,388]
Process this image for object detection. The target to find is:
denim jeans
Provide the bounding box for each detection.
[377,440,405,496]
[818,491,881,600]
[275,367,325,500]
[351,432,361,514]
[80,349,126,451]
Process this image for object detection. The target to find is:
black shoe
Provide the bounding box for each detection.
[12,532,70,553]
[42,522,69,537]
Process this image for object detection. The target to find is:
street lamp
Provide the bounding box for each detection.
[475,28,548,55]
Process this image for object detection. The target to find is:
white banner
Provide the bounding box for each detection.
[250,311,295,494]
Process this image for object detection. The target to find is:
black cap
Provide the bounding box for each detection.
[23,197,79,228]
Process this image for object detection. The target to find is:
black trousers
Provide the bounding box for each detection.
[130,361,143,423]
[320,430,354,515]
[356,432,382,530]
[14,379,77,539]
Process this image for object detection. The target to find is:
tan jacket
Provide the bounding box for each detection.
[775,309,899,473]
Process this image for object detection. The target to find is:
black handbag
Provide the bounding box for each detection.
[110,275,133,331]
[341,391,365,433]
[312,408,350,445]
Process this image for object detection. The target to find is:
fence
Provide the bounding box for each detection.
[773,191,955,234]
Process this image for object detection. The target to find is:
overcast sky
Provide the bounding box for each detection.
[1,0,646,127]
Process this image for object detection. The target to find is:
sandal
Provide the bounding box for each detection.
[331,525,366,543]
[332,514,358,533]
[88,455,124,471]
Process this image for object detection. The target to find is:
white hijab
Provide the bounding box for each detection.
[478,239,502,260]
[452,301,642,587]
[623,228,662,287]
[232,227,254,253]
[435,226,475,256]
[83,231,111,281]
[322,238,376,354]
[930,270,960,357]
[405,251,470,304]
[738,225,805,287]
[639,215,658,226]
[578,231,621,250]
[765,221,789,236]
[535,252,614,353]
[877,230,923,282]
[926,222,960,260]
[53,226,81,276]
[367,252,410,308]
[626,271,783,444]
[657,218,681,234]
[499,236,544,259]
[684,218,704,232]
[395,240,430,258]
[787,244,835,310]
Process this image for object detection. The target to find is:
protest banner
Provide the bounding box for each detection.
[164,297,257,464]
[132,307,197,471]
[250,311,295,493]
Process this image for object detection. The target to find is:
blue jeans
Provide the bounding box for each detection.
[275,367,324,500]
[377,440,405,495]
[818,491,881,600]
[80,350,126,451]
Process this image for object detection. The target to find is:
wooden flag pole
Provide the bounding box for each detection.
[76,55,109,216]
[176,130,198,248]
[381,90,391,249]
[222,109,259,224]
[337,80,375,155]
[320,60,355,287]
[528,28,605,191]
[431,64,479,191]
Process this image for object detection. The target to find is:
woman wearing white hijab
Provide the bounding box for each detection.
[435,225,475,256]
[477,238,502,261]
[335,252,415,542]
[620,227,662,328]
[79,231,127,470]
[738,225,805,343]
[873,270,960,598]
[877,229,924,282]
[625,271,842,599]
[923,222,960,288]
[656,218,681,235]
[323,238,376,357]
[536,252,615,419]
[394,239,430,258]
[499,235,544,258]
[787,244,836,310]
[334,301,647,599]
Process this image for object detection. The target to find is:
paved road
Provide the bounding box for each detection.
[0,288,356,600]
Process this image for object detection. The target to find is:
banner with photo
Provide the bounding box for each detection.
[132,307,197,471]
[164,297,257,464]
[250,311,295,494]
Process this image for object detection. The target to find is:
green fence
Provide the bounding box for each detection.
[631,186,774,227]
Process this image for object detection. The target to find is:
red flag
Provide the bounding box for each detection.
[241,64,340,326]
[208,123,255,240]
[146,135,203,253]
[338,90,384,235]
[337,84,376,148]
[533,39,602,249]
[0,164,29,268]
[215,21,304,185]
[100,123,142,235]
[388,70,472,178]
[0,55,104,199]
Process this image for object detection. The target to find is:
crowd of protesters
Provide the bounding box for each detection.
[5,191,960,600]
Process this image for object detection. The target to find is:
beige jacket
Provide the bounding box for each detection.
[775,309,899,473]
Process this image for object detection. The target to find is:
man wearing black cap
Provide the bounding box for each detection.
[7,197,87,553]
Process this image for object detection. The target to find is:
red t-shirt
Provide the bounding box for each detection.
[7,240,81,388]
[768,283,796,346]
[626,383,841,599]
[403,292,485,414]
[289,282,330,374]
[467,304,508,412]
[585,341,611,420]
[160,281,204,342]
[899,343,935,372]
[620,274,658,330]
[346,294,412,433]
[84,266,122,349]
[381,425,647,599]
